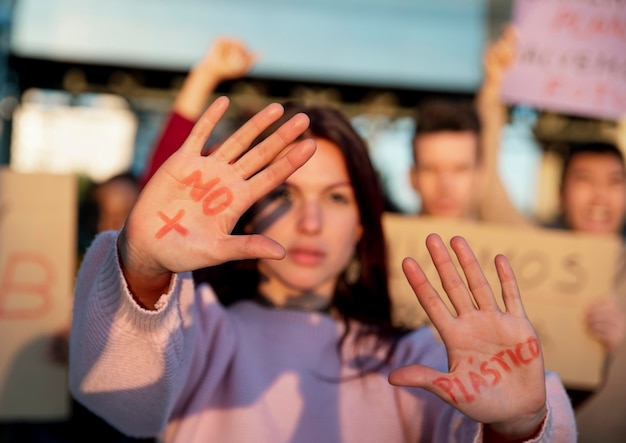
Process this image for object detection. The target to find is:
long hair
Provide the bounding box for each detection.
[194,101,408,364]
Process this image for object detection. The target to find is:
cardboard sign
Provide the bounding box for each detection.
[0,168,76,419]
[383,213,622,389]
[501,0,626,120]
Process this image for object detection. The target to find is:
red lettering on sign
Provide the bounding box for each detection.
[0,252,56,319]
[552,6,626,42]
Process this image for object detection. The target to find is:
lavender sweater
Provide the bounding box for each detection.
[69,232,577,442]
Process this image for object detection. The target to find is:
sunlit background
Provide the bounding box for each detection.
[0,0,620,217]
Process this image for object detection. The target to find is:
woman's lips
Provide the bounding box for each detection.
[287,247,325,266]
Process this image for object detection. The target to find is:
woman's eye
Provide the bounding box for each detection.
[330,193,349,204]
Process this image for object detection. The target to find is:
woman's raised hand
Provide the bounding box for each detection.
[389,233,547,439]
[118,97,315,306]
[198,37,257,82]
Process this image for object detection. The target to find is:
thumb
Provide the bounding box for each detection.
[388,364,442,388]
[389,365,465,406]
[220,234,286,262]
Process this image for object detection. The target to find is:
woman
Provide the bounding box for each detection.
[69,97,576,442]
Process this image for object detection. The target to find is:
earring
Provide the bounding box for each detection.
[345,256,361,285]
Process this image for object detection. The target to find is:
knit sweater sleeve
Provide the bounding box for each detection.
[68,231,236,438]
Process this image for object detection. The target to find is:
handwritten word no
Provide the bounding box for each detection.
[155,170,235,239]
[433,337,541,404]
[179,171,234,215]
[0,252,56,319]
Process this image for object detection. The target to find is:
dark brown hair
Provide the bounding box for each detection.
[412,98,482,165]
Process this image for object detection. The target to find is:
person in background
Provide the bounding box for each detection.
[140,37,256,187]
[544,141,626,409]
[549,141,626,237]
[572,143,626,440]
[78,171,141,253]
[68,97,576,442]
[408,27,530,227]
[409,97,489,221]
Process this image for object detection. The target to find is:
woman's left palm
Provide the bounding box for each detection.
[389,234,546,426]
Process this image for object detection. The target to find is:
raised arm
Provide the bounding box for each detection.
[122,97,315,309]
[141,38,257,187]
[388,233,576,442]
[173,37,257,121]
[476,25,532,227]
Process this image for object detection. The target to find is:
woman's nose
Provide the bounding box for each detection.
[297,201,322,233]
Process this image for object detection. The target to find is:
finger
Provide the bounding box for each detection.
[502,23,518,42]
[494,254,526,316]
[247,139,317,199]
[588,306,626,328]
[401,256,454,330]
[426,233,476,315]
[388,364,443,390]
[586,306,618,322]
[586,321,615,337]
[218,233,286,262]
[235,112,311,179]
[449,236,499,311]
[389,366,463,407]
[215,102,286,164]
[586,316,622,332]
[586,297,620,315]
[179,96,230,154]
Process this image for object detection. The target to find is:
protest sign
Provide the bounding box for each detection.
[0,168,76,419]
[383,213,622,389]
[501,0,626,120]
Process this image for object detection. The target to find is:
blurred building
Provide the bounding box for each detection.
[0,0,621,219]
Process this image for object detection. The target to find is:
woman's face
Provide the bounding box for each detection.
[250,137,363,307]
